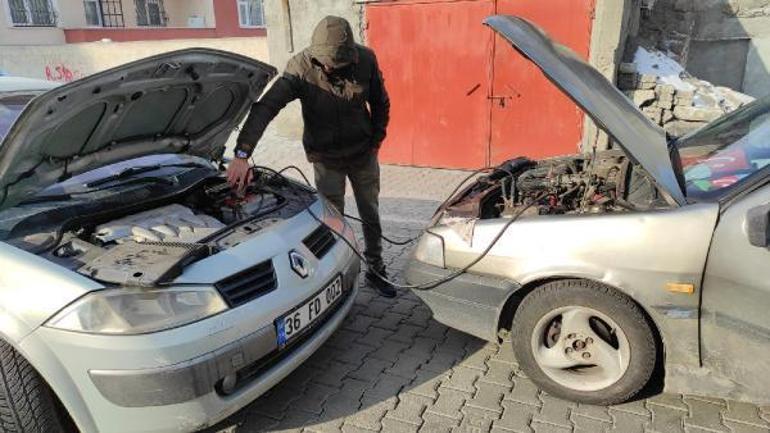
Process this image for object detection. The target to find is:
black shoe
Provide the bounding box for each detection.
[366,267,397,298]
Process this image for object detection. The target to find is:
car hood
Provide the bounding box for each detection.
[484,15,686,206]
[0,48,276,211]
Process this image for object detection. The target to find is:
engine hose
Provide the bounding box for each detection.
[255,164,541,291]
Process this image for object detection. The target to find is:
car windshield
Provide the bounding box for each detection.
[0,94,34,141]
[676,96,770,201]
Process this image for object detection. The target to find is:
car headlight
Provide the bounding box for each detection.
[46,286,228,335]
[318,196,358,246]
[414,231,446,268]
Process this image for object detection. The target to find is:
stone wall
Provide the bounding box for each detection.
[636,0,770,98]
[618,50,754,137]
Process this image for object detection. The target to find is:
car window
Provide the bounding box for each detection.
[0,94,35,142]
[677,96,770,200]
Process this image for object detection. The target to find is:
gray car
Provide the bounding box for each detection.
[406,15,770,405]
[0,50,359,432]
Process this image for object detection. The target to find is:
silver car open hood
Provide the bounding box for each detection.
[0,48,276,211]
[485,15,686,206]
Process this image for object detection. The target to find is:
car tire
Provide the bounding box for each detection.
[0,340,67,433]
[512,279,656,405]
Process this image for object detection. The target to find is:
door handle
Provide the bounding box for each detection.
[488,95,512,107]
[747,204,770,247]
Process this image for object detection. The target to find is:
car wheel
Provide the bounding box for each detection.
[512,279,656,405]
[0,340,67,433]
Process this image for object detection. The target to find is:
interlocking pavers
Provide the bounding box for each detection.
[607,410,647,433]
[683,397,729,432]
[532,394,574,429]
[723,401,770,429]
[647,402,686,433]
[386,393,434,425]
[495,401,536,433]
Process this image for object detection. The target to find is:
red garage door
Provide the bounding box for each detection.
[367,0,595,169]
[367,0,495,168]
[490,0,594,163]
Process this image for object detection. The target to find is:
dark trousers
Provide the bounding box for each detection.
[313,153,384,271]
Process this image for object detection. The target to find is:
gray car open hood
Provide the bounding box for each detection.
[0,48,276,210]
[485,15,686,206]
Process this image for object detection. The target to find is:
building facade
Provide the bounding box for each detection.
[0,0,270,85]
[0,0,266,45]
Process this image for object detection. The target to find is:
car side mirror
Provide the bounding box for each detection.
[747,204,770,247]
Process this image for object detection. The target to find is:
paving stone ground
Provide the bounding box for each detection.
[207,131,770,433]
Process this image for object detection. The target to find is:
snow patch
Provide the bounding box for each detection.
[632,46,754,113]
[632,46,695,91]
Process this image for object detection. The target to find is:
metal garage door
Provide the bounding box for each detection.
[367,0,595,169]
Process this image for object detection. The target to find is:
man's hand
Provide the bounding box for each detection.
[227,157,253,195]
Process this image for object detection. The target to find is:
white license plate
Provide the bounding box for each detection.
[276,275,343,347]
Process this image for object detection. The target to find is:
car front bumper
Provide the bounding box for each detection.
[20,245,360,433]
[404,259,520,342]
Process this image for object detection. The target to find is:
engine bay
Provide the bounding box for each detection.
[443,150,668,220]
[7,168,315,286]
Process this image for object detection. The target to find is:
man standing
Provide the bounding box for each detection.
[227,16,395,297]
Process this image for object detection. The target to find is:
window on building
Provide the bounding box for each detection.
[84,0,102,25]
[100,0,125,27]
[135,0,166,27]
[83,0,125,27]
[7,0,57,27]
[237,0,265,28]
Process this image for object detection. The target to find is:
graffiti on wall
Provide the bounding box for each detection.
[44,63,84,82]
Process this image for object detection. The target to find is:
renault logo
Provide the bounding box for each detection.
[289,250,310,278]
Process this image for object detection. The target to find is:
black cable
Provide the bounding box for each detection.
[253,164,539,291]
[277,164,493,246]
[276,165,417,245]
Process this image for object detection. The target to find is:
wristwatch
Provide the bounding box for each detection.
[235,149,250,159]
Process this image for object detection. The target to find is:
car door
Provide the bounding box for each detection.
[701,184,770,403]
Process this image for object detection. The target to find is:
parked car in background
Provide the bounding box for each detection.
[406,15,770,405]
[0,50,359,432]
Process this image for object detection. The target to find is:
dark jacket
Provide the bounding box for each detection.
[236,16,390,167]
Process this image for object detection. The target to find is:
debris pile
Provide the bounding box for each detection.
[618,47,754,137]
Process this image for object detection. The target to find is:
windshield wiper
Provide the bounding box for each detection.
[85,163,206,188]
[24,177,176,205]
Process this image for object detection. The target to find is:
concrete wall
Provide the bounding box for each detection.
[745,37,770,97]
[57,1,90,28]
[638,0,770,98]
[584,0,642,150]
[262,0,365,139]
[0,3,65,45]
[0,36,269,82]
[163,0,217,28]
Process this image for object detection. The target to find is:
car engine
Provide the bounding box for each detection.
[6,168,316,285]
[91,204,226,245]
[443,150,668,220]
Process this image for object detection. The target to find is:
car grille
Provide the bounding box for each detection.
[214,260,277,307]
[220,285,353,395]
[303,224,336,259]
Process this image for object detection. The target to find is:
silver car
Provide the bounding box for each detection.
[406,16,770,405]
[0,50,359,432]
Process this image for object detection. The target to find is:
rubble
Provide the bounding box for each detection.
[673,106,723,122]
[618,47,755,137]
[626,89,656,106]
